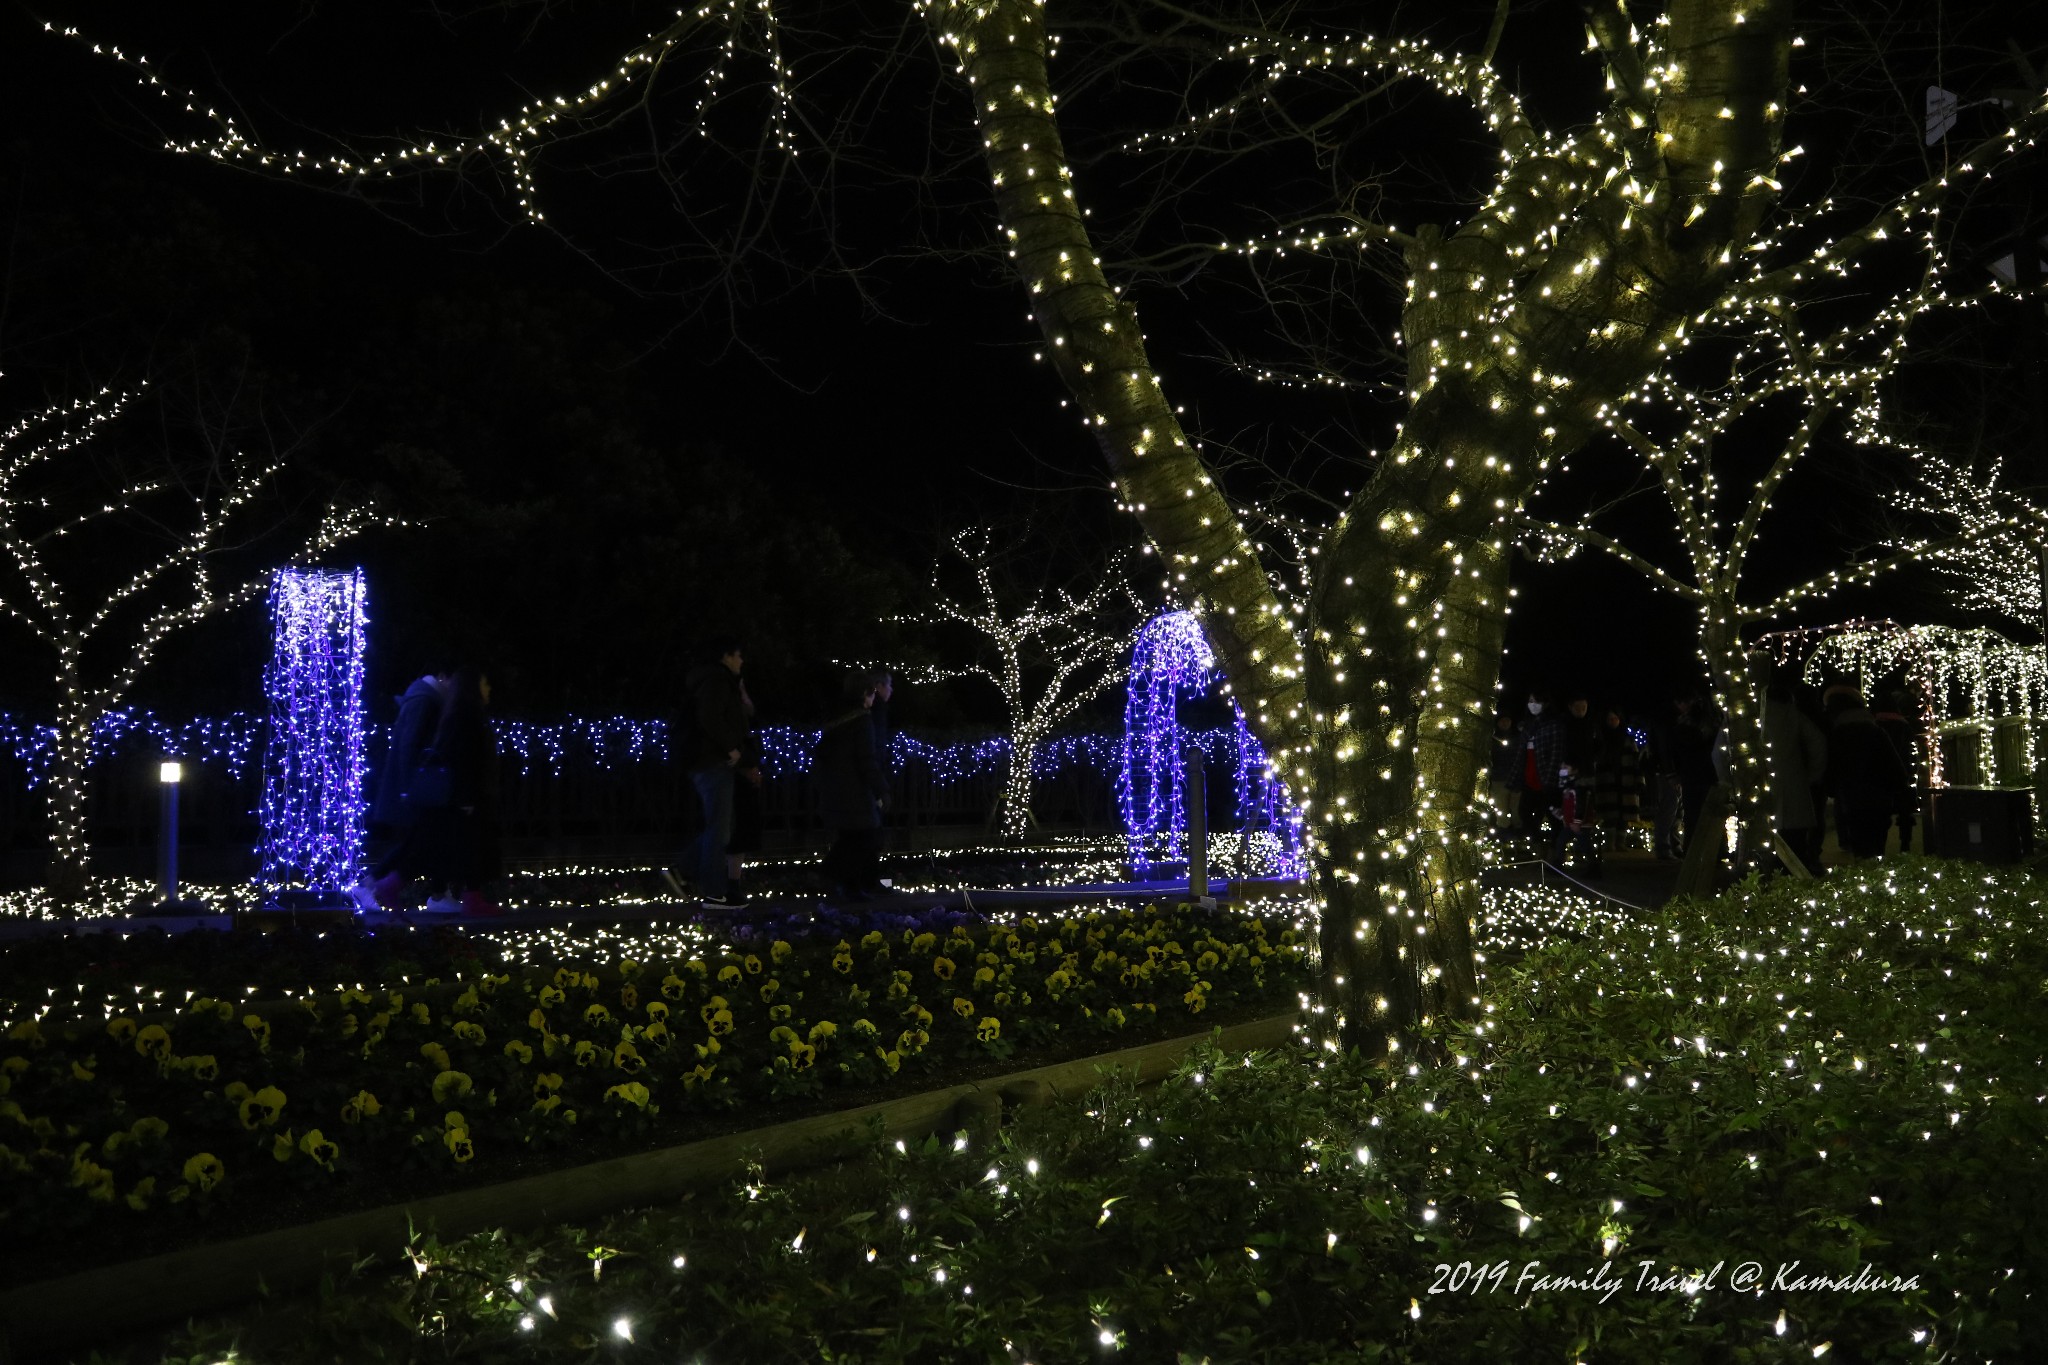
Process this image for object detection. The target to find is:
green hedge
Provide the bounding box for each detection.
[133,859,2048,1363]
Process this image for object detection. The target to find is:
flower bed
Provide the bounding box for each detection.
[0,900,1310,1280]
[125,859,2048,1363]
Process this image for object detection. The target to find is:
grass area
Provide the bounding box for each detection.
[93,858,2048,1364]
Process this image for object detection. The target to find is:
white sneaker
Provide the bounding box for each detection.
[420,895,464,914]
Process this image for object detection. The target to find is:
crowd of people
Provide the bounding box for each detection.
[352,641,901,916]
[1488,668,1920,876]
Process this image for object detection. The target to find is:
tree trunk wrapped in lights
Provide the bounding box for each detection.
[921,0,1804,1049]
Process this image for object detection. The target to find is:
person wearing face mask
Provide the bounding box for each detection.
[1518,691,1565,847]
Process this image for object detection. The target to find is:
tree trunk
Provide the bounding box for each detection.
[45,704,94,907]
[1701,601,1771,868]
[1303,413,1520,1045]
[997,735,1037,842]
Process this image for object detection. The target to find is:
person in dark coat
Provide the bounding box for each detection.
[1591,708,1644,833]
[1486,711,1522,833]
[1517,692,1565,844]
[1872,688,1921,854]
[352,667,451,911]
[815,671,890,899]
[725,701,765,905]
[1669,694,1719,856]
[682,640,750,909]
[1762,668,1829,871]
[1824,685,1915,859]
[1560,692,1603,774]
[418,668,501,915]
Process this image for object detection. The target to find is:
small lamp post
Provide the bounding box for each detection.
[156,759,185,910]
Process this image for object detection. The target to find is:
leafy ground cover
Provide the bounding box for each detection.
[110,858,2048,1364]
[1,900,1309,1281]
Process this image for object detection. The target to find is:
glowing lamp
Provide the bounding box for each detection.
[158,761,183,785]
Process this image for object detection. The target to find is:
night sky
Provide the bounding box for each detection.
[2,2,2042,733]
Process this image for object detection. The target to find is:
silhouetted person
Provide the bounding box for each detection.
[1669,695,1719,856]
[353,666,452,912]
[419,668,501,916]
[1518,691,1565,845]
[683,639,750,909]
[1591,708,1643,834]
[1762,667,1829,871]
[1823,685,1914,859]
[816,671,890,900]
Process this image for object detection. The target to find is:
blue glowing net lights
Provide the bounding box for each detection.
[259,568,368,891]
[1118,611,1304,879]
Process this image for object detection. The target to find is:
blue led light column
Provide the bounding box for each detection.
[259,568,368,892]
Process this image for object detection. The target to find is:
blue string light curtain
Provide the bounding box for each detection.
[259,567,368,890]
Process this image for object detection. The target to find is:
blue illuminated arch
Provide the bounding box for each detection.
[1118,610,1303,878]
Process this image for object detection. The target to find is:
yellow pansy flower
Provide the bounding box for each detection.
[605,1081,651,1108]
[182,1152,225,1192]
[432,1070,475,1103]
[977,1017,1001,1042]
[298,1129,339,1169]
[238,1085,287,1129]
[134,1023,171,1060]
